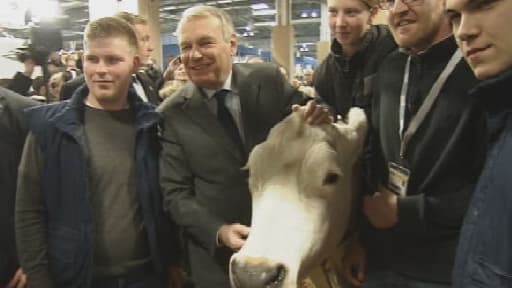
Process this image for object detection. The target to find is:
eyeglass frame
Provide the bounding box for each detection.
[378,0,424,10]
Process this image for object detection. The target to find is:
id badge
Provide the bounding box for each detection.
[388,162,410,197]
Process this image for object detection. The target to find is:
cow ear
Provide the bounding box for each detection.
[333,107,368,163]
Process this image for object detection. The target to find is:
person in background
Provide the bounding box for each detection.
[158,5,331,288]
[8,53,37,96]
[302,68,314,86]
[46,53,64,76]
[0,87,38,288]
[313,0,396,118]
[114,11,162,90]
[343,0,487,287]
[62,53,82,80]
[245,55,265,64]
[444,0,512,287]
[159,56,188,100]
[15,16,182,288]
[28,76,47,103]
[313,1,396,266]
[47,72,67,102]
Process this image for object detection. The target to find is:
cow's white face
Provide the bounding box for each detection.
[230,108,367,288]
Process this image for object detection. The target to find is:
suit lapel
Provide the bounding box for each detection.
[182,86,243,161]
[232,64,260,151]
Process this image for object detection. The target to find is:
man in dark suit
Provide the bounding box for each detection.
[158,5,331,288]
[60,12,161,105]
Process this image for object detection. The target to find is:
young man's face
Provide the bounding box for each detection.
[446,0,512,80]
[178,16,237,90]
[327,0,374,50]
[387,0,447,52]
[134,24,154,65]
[83,36,139,109]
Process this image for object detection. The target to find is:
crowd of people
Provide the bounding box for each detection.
[1,0,511,287]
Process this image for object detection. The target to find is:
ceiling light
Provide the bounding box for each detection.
[217,0,233,3]
[161,6,177,11]
[251,3,269,10]
[253,21,276,27]
[252,9,276,16]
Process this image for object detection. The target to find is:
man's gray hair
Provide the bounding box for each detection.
[176,5,236,42]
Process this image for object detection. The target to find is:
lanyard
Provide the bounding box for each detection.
[398,49,463,158]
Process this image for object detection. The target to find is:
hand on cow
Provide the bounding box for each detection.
[218,223,250,251]
[363,187,398,229]
[342,241,366,287]
[292,100,333,125]
[6,268,27,288]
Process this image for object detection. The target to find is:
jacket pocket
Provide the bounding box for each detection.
[47,226,81,283]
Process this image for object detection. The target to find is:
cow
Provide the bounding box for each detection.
[229,107,368,288]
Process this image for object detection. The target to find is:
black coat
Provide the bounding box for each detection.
[365,37,487,283]
[0,87,38,286]
[7,72,32,96]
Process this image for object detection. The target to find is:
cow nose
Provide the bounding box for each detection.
[231,256,287,288]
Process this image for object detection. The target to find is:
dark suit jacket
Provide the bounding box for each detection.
[59,73,161,105]
[158,63,304,287]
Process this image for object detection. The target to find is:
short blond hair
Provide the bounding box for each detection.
[114,11,148,26]
[326,0,378,8]
[83,16,139,53]
[361,0,378,7]
[176,5,236,42]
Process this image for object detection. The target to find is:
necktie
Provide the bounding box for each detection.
[214,89,245,155]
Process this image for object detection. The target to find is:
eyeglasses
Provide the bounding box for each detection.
[378,0,423,10]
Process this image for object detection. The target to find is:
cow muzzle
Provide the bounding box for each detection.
[230,256,288,288]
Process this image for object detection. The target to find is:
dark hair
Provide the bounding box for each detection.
[16,52,34,63]
[32,76,46,92]
[114,11,148,26]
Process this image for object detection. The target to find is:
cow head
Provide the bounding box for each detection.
[230,107,368,288]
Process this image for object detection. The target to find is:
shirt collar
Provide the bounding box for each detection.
[204,70,233,100]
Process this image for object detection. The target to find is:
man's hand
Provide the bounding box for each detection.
[22,59,36,78]
[290,78,301,89]
[292,100,333,125]
[342,241,366,287]
[6,268,27,288]
[363,187,398,229]
[218,223,250,251]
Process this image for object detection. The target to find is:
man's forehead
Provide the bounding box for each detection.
[180,34,217,43]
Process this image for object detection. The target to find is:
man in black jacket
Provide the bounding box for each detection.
[343,0,487,287]
[0,87,38,287]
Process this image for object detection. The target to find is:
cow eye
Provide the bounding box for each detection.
[323,172,339,185]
